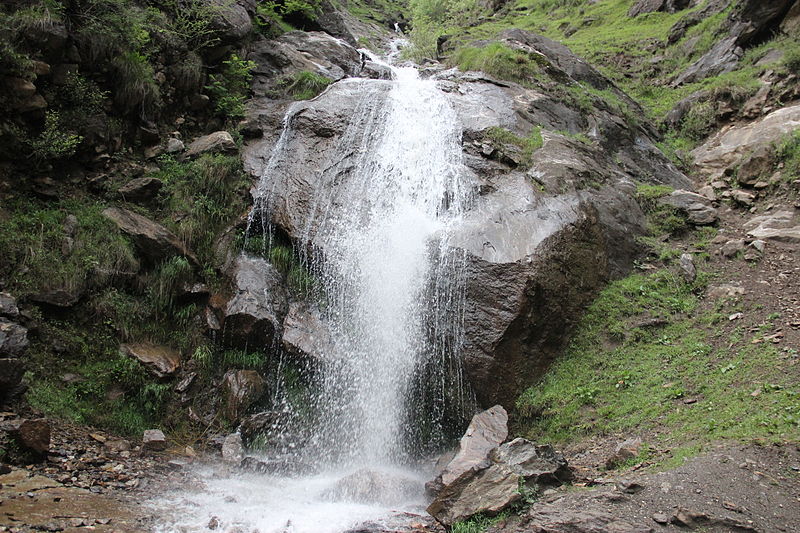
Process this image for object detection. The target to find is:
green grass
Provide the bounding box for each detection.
[484,126,543,168]
[452,511,511,533]
[278,71,333,100]
[514,267,800,452]
[452,42,544,85]
[635,183,689,236]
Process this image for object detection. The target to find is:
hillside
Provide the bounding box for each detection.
[0,0,798,532]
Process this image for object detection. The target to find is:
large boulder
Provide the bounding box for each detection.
[243,30,691,408]
[427,405,508,495]
[0,318,28,357]
[0,418,50,462]
[659,190,718,225]
[0,292,19,317]
[223,254,288,349]
[120,343,181,378]
[209,0,253,44]
[184,131,237,158]
[691,104,800,181]
[744,210,800,243]
[222,369,265,421]
[427,438,571,526]
[102,207,198,265]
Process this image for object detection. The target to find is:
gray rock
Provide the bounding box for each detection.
[679,253,696,282]
[184,131,237,158]
[629,0,690,17]
[118,177,163,202]
[750,239,766,253]
[428,405,508,495]
[209,0,252,43]
[0,419,50,459]
[221,433,244,463]
[0,318,28,357]
[165,138,185,153]
[0,359,25,404]
[428,438,571,526]
[223,254,288,349]
[29,288,83,307]
[142,429,167,451]
[281,302,333,364]
[606,438,643,469]
[0,293,20,318]
[120,343,181,378]
[102,207,198,265]
[322,469,420,505]
[744,210,800,243]
[732,190,755,207]
[521,504,654,532]
[222,370,265,422]
[660,190,718,225]
[720,239,746,258]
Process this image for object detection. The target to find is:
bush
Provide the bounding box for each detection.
[29,111,83,160]
[111,51,161,119]
[206,54,256,118]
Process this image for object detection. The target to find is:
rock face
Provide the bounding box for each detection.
[427,438,572,526]
[428,405,508,495]
[281,302,333,363]
[673,0,795,85]
[120,343,181,378]
[223,254,288,349]
[249,31,362,97]
[244,29,691,407]
[222,370,265,421]
[102,207,197,265]
[691,104,800,181]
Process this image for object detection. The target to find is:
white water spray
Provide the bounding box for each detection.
[156,45,474,533]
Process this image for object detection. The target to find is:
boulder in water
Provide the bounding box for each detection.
[427,405,508,496]
[322,469,421,505]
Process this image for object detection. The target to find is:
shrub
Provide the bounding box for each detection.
[29,111,83,160]
[111,51,161,119]
[206,54,256,118]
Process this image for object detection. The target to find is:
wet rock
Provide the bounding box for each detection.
[221,433,243,463]
[322,469,420,505]
[222,370,265,422]
[0,318,28,356]
[744,210,800,243]
[659,190,718,225]
[281,302,333,364]
[224,254,288,349]
[360,60,393,80]
[249,31,362,96]
[184,131,237,158]
[120,343,180,378]
[428,438,570,526]
[427,405,508,495]
[142,429,167,451]
[692,104,800,181]
[239,455,317,476]
[117,177,163,202]
[239,411,307,452]
[102,207,197,265]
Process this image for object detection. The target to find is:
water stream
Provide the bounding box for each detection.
[156,43,474,532]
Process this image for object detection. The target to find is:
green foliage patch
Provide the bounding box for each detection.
[484,126,543,169]
[206,54,256,119]
[515,267,799,454]
[453,42,543,85]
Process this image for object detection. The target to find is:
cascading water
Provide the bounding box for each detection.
[156,45,475,533]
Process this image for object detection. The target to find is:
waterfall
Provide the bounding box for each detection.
[157,48,475,533]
